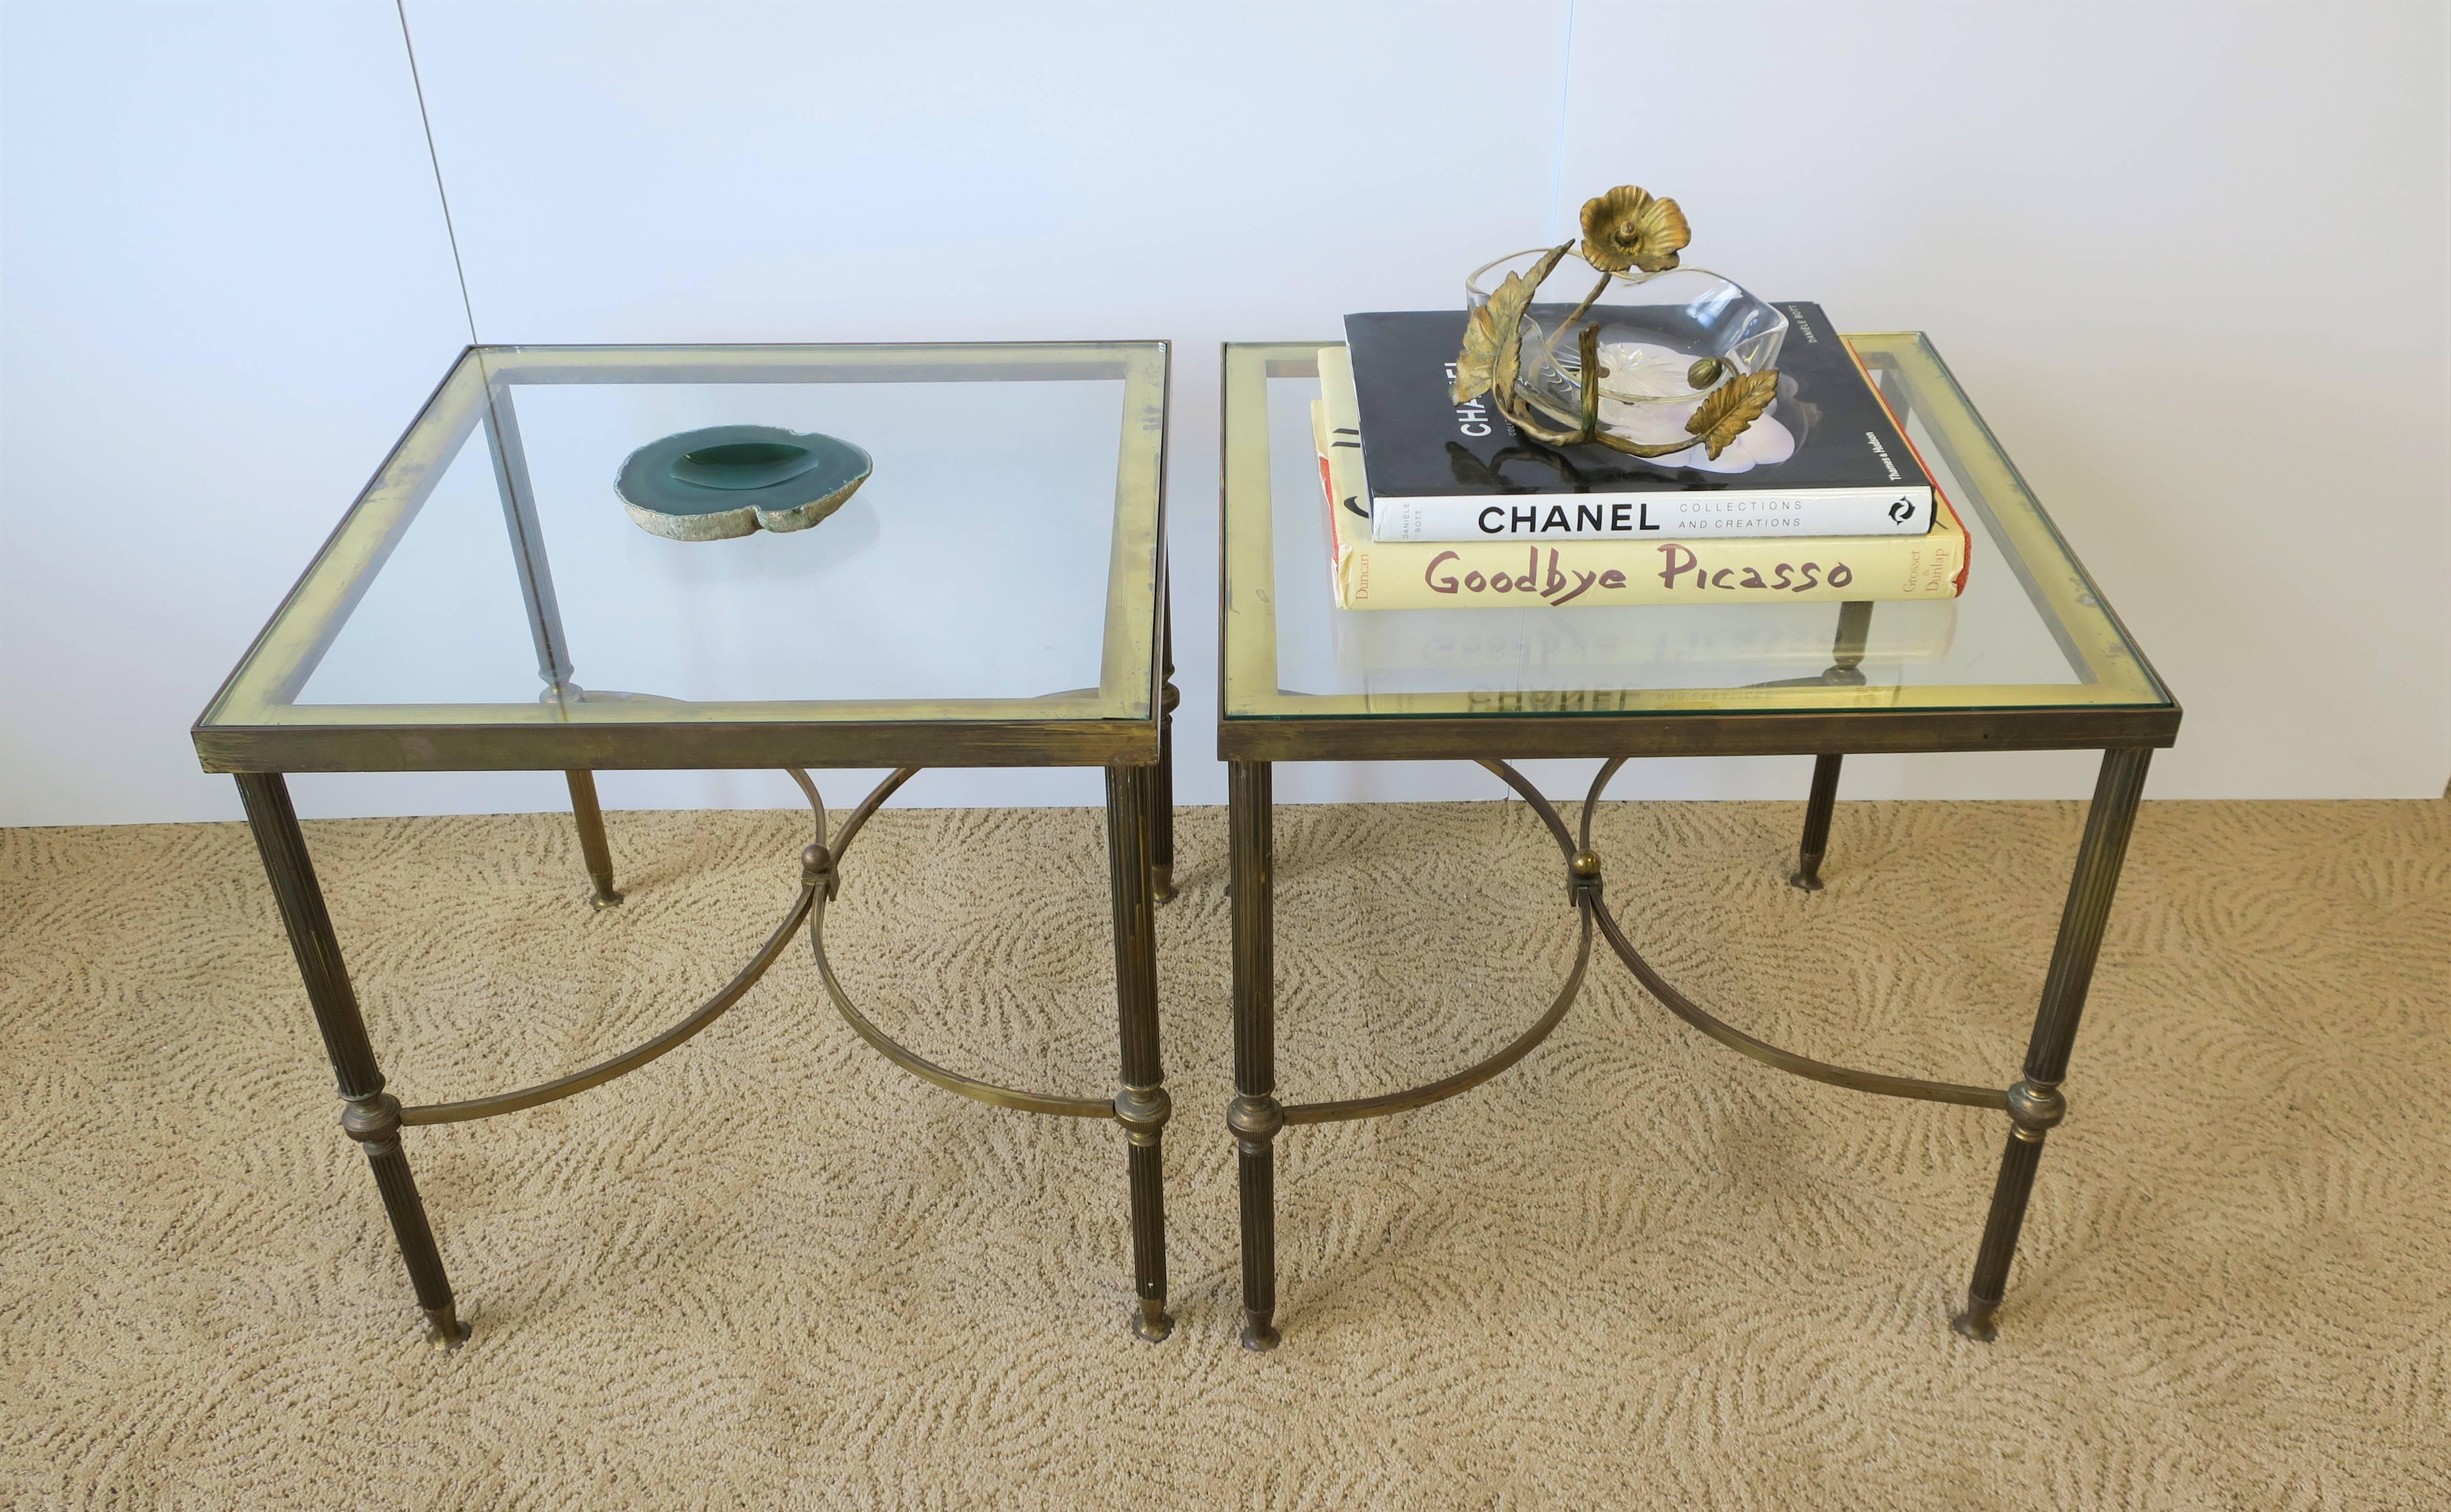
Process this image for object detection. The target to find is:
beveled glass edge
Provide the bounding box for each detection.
[197,341,1169,740]
[198,351,490,729]
[1219,338,2174,722]
[477,340,1156,387]
[1099,343,1168,724]
[194,716,1156,775]
[1850,332,2169,707]
[220,692,1115,727]
[1219,342,1293,723]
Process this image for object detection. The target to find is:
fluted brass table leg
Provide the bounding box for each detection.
[1791,754,1843,891]
[1151,607,1178,905]
[1226,760,1282,1350]
[1954,747,2151,1342]
[1105,764,1173,1342]
[563,771,623,910]
[1791,604,1872,891]
[234,773,468,1351]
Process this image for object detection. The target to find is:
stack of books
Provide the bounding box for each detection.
[1312,302,1971,610]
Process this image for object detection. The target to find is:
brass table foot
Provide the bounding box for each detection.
[588,888,626,911]
[1151,865,1176,905]
[1950,1296,2001,1343]
[424,1302,471,1352]
[1133,1298,1174,1343]
[1240,1311,1281,1352]
[1788,865,1824,893]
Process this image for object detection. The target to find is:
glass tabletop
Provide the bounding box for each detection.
[198,343,1168,772]
[1220,333,2172,751]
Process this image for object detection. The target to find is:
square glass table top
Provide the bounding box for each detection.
[197,342,1169,773]
[1219,334,2177,760]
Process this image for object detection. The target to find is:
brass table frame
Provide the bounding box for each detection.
[1218,338,2181,1350]
[197,342,1180,1348]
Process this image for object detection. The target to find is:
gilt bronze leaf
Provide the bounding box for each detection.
[1452,242,1574,407]
[1487,271,1532,405]
[1687,369,1781,459]
[1452,303,1502,405]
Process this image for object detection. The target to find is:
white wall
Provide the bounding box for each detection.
[3,0,2445,826]
[1554,1,2451,804]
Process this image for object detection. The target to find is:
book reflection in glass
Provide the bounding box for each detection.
[1330,597,1960,699]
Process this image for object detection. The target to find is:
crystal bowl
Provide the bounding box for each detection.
[1466,250,1789,468]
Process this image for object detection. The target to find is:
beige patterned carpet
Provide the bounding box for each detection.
[2,795,2445,1510]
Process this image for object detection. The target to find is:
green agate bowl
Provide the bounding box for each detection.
[617,424,872,541]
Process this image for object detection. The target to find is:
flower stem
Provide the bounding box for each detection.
[1559,272,1614,334]
[1535,272,1616,380]
[1495,390,1584,449]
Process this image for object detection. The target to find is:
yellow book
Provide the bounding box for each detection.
[1313,347,1971,612]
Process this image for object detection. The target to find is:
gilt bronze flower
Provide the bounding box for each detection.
[1578,185,1690,275]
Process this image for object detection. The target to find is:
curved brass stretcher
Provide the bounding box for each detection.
[386,753,2046,1355]
[399,766,1130,1130]
[1276,756,2007,1133]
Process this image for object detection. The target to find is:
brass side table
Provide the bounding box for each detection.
[1217,335,2179,1349]
[196,341,1180,1347]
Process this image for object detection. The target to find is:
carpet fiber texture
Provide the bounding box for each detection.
[2,796,2446,1510]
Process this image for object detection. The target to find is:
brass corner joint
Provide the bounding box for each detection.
[1113,1083,1171,1148]
[2005,1079,2067,1144]
[339,1091,403,1154]
[1227,1091,1284,1157]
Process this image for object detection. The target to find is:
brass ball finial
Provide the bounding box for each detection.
[1571,850,1602,878]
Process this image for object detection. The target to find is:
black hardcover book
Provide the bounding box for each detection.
[1341,303,1936,543]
